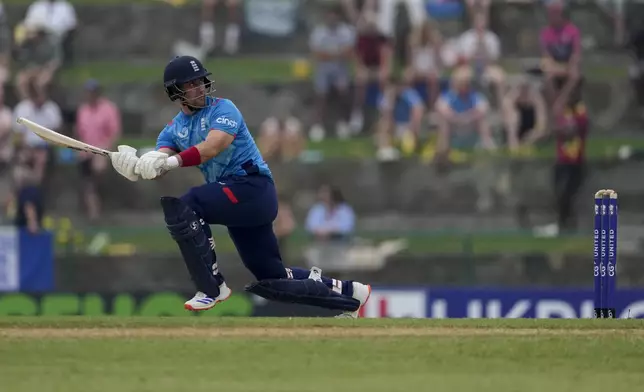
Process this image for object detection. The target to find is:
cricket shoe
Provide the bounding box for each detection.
[306,267,371,319]
[184,283,232,311]
[335,282,372,319]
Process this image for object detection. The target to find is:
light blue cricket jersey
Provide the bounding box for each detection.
[155,96,272,183]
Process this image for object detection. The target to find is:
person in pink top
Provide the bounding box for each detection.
[75,79,121,221]
[539,1,583,115]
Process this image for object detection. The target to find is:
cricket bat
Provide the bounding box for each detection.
[16,117,113,157]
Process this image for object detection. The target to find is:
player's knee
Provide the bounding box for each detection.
[161,196,202,242]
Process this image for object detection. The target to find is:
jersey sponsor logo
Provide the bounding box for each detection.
[178,127,189,139]
[201,118,207,133]
[216,117,238,128]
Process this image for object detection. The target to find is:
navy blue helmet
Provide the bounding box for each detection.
[163,56,214,103]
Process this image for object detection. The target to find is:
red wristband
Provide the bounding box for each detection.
[178,146,202,167]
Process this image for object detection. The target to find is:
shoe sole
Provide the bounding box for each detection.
[184,290,232,312]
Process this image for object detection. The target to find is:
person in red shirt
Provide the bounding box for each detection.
[75,79,121,221]
[553,101,588,232]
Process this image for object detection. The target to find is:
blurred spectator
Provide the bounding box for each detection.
[309,5,355,140]
[12,146,44,234]
[375,75,424,161]
[23,0,77,64]
[627,23,644,121]
[351,9,393,133]
[201,0,240,55]
[258,116,305,163]
[342,0,367,23]
[341,0,378,26]
[375,0,427,43]
[273,193,296,258]
[539,1,582,115]
[75,79,121,222]
[0,2,10,86]
[258,92,305,162]
[501,76,548,227]
[435,68,496,211]
[553,103,588,231]
[13,82,62,183]
[457,12,505,108]
[14,21,61,101]
[501,76,548,152]
[440,36,463,70]
[435,68,494,157]
[305,184,355,242]
[535,102,589,237]
[465,0,491,25]
[0,87,13,169]
[404,20,443,109]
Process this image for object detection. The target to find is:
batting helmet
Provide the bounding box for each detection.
[163,56,214,102]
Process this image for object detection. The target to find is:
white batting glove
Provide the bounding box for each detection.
[110,145,139,182]
[135,150,170,180]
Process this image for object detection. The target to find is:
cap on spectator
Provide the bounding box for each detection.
[84,79,101,91]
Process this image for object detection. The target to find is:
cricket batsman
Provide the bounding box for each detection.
[109,56,371,318]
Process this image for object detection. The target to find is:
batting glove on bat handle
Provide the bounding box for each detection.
[111,145,140,182]
[134,151,170,180]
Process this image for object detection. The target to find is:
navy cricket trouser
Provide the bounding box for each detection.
[180,174,289,281]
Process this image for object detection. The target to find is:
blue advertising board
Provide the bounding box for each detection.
[360,287,644,319]
[0,227,54,292]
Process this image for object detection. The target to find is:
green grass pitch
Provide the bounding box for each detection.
[1,317,643,392]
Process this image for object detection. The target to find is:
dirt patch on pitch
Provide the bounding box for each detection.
[2,327,643,339]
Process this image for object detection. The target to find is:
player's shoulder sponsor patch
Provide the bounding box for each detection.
[215,116,238,128]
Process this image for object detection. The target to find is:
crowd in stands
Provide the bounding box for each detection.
[0,0,122,233]
[275,0,587,162]
[0,0,635,243]
[259,0,593,237]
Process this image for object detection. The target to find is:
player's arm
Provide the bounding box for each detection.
[154,123,180,159]
[169,130,234,167]
[166,103,241,169]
